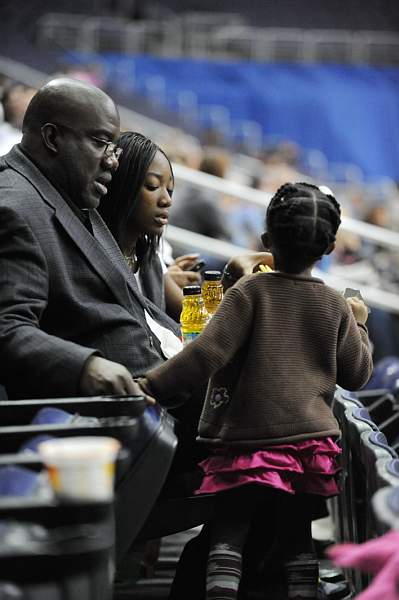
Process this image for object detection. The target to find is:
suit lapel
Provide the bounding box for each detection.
[89,210,149,310]
[5,146,146,314]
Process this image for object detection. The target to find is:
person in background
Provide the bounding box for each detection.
[98,131,201,322]
[0,101,21,155]
[138,182,373,600]
[2,83,36,130]
[170,147,232,242]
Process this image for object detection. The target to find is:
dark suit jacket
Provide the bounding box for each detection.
[0,146,180,399]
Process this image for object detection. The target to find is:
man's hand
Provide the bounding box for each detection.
[80,356,155,403]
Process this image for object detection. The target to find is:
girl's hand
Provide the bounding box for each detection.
[135,377,157,405]
[346,296,369,324]
[222,252,274,289]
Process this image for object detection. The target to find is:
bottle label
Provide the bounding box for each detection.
[182,331,200,346]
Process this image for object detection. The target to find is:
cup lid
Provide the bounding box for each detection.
[38,436,120,462]
[203,270,222,281]
[183,285,201,295]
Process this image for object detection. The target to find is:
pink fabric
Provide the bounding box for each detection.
[328,531,399,600]
[196,437,341,497]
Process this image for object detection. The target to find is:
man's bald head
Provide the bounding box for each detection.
[22,78,119,134]
[20,78,121,210]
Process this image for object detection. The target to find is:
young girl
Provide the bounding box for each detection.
[138,182,373,600]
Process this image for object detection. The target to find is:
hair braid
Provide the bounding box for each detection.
[266,182,341,272]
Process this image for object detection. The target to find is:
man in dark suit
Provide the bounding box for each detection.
[0,77,179,399]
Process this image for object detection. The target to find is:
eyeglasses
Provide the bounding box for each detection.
[51,123,123,160]
[89,134,123,160]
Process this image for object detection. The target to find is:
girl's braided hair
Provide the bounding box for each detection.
[266,182,341,272]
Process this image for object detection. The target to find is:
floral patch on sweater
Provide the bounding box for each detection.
[209,387,230,409]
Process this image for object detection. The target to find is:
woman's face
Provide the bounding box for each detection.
[130,150,174,239]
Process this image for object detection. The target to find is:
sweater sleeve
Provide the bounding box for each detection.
[145,284,253,401]
[336,304,373,391]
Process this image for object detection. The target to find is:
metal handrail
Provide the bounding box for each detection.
[172,164,399,251]
[34,15,399,64]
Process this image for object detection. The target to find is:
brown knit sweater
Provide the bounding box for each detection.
[145,271,373,446]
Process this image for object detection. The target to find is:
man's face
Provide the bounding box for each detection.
[59,97,120,209]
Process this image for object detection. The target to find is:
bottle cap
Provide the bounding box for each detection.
[203,270,222,281]
[183,285,202,295]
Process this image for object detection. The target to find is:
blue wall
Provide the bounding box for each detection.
[67,53,399,181]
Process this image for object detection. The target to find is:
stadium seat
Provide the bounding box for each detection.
[359,431,398,539]
[332,387,364,438]
[378,412,399,450]
[364,356,399,393]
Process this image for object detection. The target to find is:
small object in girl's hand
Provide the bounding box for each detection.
[343,287,364,301]
[258,264,273,273]
[343,288,371,313]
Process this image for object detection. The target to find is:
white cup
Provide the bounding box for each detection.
[38,436,121,501]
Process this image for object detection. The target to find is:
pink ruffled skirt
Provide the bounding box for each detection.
[196,437,342,498]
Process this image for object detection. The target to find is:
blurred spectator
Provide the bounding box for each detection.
[0,102,21,155]
[53,63,106,89]
[170,147,232,241]
[223,173,264,251]
[2,83,36,130]
[260,140,308,193]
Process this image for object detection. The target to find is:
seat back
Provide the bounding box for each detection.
[359,431,398,539]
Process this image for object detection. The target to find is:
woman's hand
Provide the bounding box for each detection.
[167,264,201,289]
[172,253,201,271]
[346,296,369,324]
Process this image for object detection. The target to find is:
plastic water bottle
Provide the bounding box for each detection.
[180,285,209,345]
[201,270,223,317]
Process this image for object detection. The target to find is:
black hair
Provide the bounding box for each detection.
[98,131,173,263]
[266,182,341,273]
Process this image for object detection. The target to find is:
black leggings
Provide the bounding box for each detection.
[210,484,315,555]
[169,485,320,600]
